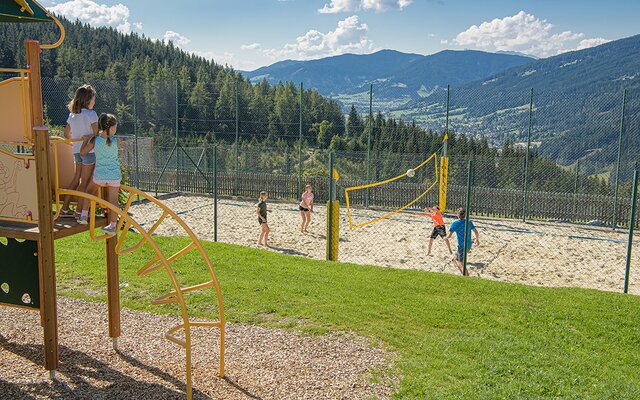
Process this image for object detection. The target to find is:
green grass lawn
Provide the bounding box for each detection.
[55,234,640,399]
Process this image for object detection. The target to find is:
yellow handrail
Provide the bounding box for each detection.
[32,0,65,49]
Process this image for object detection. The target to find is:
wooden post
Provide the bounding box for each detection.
[28,41,58,376]
[26,41,44,129]
[105,234,120,349]
[34,127,58,375]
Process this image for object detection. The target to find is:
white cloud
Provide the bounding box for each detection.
[133,22,143,31]
[449,11,608,58]
[49,0,140,34]
[193,50,257,70]
[241,43,262,51]
[576,37,610,50]
[163,31,191,47]
[318,0,412,14]
[263,15,374,60]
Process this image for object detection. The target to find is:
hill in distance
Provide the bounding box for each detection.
[393,34,640,171]
[243,49,533,111]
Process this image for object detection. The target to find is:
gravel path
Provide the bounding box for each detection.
[0,297,395,399]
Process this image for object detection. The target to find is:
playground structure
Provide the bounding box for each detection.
[0,2,225,399]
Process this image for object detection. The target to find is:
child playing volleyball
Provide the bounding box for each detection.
[59,84,98,218]
[446,208,480,276]
[78,113,121,234]
[256,191,272,247]
[414,205,452,256]
[299,184,314,233]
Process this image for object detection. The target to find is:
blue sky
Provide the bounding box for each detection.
[43,0,640,70]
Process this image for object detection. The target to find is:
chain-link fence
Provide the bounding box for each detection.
[40,77,640,294]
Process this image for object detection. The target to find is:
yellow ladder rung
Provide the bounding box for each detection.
[137,255,162,276]
[164,333,186,348]
[151,280,215,305]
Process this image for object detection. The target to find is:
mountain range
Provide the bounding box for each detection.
[243,49,533,111]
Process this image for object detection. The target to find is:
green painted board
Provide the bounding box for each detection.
[0,238,40,309]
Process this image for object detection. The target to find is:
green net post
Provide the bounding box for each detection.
[133,80,139,192]
[234,78,239,196]
[522,87,534,222]
[463,159,473,276]
[298,82,303,195]
[366,83,373,208]
[573,160,580,221]
[613,88,627,231]
[175,79,180,192]
[213,144,218,242]
[624,169,638,293]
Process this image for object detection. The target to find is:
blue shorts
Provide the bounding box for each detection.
[73,152,96,165]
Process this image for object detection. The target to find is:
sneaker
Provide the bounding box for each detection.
[101,225,116,235]
[77,215,88,225]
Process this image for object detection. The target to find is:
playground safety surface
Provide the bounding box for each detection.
[0,297,395,399]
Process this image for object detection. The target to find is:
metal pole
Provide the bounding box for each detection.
[444,84,450,157]
[623,169,638,293]
[612,89,627,230]
[462,159,473,276]
[522,87,534,222]
[234,79,239,196]
[573,160,580,221]
[213,144,218,242]
[366,83,373,208]
[175,79,180,192]
[328,151,335,261]
[299,82,303,194]
[133,80,139,191]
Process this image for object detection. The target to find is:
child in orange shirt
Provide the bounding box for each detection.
[415,205,452,256]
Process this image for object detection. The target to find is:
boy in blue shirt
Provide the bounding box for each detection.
[446,208,480,275]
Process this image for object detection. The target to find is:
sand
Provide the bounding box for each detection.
[129,194,640,295]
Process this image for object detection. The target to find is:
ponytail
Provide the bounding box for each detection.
[97,113,118,146]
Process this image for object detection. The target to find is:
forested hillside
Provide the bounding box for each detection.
[0,17,613,194]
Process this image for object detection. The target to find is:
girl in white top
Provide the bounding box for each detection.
[59,84,98,217]
[299,184,314,233]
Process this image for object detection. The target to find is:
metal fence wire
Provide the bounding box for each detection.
[41,77,639,295]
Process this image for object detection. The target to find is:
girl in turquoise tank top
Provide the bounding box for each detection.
[78,113,120,234]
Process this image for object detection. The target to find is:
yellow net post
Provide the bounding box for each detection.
[439,156,449,212]
[326,200,339,261]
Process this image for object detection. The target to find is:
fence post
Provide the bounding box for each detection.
[133,80,139,191]
[522,87,534,222]
[623,168,638,293]
[175,79,180,192]
[327,151,336,261]
[234,78,239,196]
[463,159,473,276]
[572,160,580,221]
[612,88,627,230]
[298,82,303,195]
[366,83,373,208]
[213,144,218,242]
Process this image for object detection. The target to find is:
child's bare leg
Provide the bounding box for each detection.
[76,163,95,212]
[304,212,311,232]
[427,238,434,255]
[258,225,265,245]
[61,165,82,211]
[107,186,119,225]
[445,238,453,254]
[300,211,305,232]
[453,257,463,274]
[264,224,270,247]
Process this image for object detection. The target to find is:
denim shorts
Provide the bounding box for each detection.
[73,152,96,165]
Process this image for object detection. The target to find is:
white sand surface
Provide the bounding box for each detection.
[129,195,640,295]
